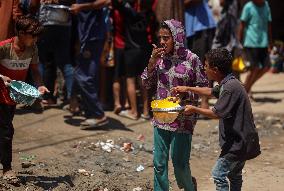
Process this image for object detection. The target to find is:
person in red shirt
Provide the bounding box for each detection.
[0,0,22,41]
[0,15,48,184]
[111,8,131,114]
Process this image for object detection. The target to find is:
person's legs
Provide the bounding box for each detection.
[43,60,57,103]
[54,26,73,100]
[0,104,19,184]
[0,104,15,171]
[113,79,122,113]
[153,128,171,191]
[212,157,245,191]
[170,132,195,191]
[212,157,230,191]
[137,78,150,119]
[38,26,57,104]
[112,48,126,114]
[254,67,269,82]
[69,78,80,114]
[121,48,143,120]
[247,67,269,94]
[137,48,151,119]
[228,161,245,191]
[125,77,138,118]
[244,48,270,94]
[74,40,106,121]
[62,64,74,99]
[141,83,150,118]
[243,67,260,93]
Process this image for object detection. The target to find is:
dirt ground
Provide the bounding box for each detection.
[1,73,284,191]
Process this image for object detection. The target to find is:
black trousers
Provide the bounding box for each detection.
[38,25,73,100]
[0,104,15,170]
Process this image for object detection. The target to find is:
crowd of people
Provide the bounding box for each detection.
[0,0,278,122]
[0,0,281,190]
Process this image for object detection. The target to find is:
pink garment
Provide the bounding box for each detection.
[0,0,21,41]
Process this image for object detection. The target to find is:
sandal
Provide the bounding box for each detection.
[63,105,81,115]
[69,97,80,114]
[3,170,20,185]
[80,117,109,130]
[141,114,151,120]
[119,110,139,120]
[113,106,122,115]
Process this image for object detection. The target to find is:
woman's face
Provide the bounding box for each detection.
[157,28,174,55]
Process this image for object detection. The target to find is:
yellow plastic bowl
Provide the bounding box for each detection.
[151,97,181,124]
[152,111,179,124]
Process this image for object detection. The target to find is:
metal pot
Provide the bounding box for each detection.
[39,4,71,26]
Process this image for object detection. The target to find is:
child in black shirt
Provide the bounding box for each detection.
[172,48,260,191]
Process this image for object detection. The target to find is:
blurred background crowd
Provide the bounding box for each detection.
[0,0,283,125]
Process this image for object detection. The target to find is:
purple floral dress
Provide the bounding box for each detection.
[141,19,209,134]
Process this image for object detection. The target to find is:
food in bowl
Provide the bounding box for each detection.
[151,97,180,109]
[151,97,183,124]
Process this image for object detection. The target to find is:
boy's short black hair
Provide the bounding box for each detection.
[15,15,43,36]
[205,48,233,75]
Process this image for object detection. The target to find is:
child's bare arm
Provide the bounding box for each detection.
[184,105,219,119]
[172,86,212,97]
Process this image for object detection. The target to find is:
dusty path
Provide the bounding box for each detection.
[1,73,284,191]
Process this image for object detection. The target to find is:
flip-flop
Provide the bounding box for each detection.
[80,118,109,130]
[113,106,122,115]
[141,114,151,120]
[63,105,81,116]
[119,110,139,120]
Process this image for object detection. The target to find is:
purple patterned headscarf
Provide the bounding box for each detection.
[163,19,187,60]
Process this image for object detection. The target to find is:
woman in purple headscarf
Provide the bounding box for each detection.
[141,19,208,191]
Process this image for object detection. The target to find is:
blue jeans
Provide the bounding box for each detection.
[212,157,246,191]
[73,40,105,118]
[153,127,195,191]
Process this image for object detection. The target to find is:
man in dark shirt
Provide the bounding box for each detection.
[172,48,260,191]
